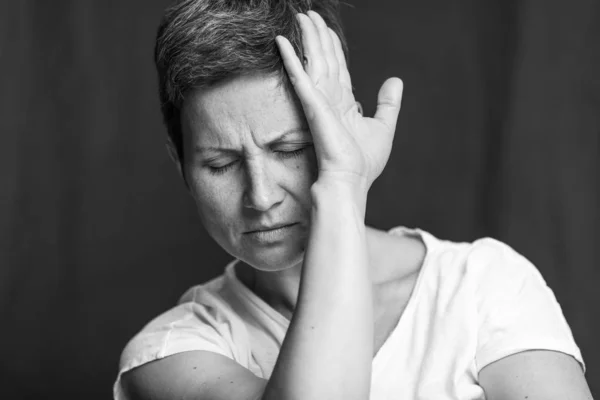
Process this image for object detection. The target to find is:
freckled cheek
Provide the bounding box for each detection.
[188,174,241,227]
[283,150,318,196]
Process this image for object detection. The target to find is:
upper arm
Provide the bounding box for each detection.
[478,350,593,400]
[469,240,592,398]
[471,239,585,373]
[121,350,268,400]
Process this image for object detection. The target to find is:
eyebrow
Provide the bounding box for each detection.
[194,127,310,154]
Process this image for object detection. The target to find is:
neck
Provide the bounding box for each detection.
[235,225,426,321]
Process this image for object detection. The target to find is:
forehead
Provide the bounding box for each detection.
[181,73,306,147]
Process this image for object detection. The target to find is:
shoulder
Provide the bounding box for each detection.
[463,236,536,276]
[379,227,529,288]
[119,282,239,369]
[449,236,549,309]
[415,231,585,369]
[115,274,253,398]
[419,232,538,286]
[438,236,585,373]
[420,233,556,316]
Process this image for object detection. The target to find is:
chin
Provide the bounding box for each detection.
[237,241,306,272]
[248,249,305,272]
[211,225,309,272]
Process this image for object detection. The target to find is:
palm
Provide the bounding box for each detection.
[312,77,400,187]
[352,116,395,182]
[276,11,403,189]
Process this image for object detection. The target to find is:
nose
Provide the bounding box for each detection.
[242,158,284,212]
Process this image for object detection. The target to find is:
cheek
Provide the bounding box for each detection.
[283,149,318,198]
[187,168,241,226]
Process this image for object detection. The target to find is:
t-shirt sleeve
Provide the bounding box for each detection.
[469,238,585,374]
[113,287,240,400]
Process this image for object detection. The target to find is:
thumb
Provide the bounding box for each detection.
[373,77,403,132]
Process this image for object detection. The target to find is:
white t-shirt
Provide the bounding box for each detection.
[114,227,585,400]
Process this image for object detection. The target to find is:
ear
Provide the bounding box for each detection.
[165,136,187,185]
[356,101,363,116]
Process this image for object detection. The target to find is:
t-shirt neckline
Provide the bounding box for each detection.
[223,226,437,366]
[371,226,436,371]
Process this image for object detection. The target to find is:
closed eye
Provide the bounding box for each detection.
[207,160,238,175]
[275,144,313,159]
[277,148,307,159]
[206,145,312,175]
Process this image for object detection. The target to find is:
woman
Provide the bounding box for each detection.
[115,0,592,399]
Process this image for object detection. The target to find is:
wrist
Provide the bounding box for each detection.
[315,170,369,191]
[310,178,368,219]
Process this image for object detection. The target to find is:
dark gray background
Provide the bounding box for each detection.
[1,0,598,398]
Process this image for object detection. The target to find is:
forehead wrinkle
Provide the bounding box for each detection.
[206,119,249,152]
[190,95,248,151]
[208,99,274,154]
[186,73,308,154]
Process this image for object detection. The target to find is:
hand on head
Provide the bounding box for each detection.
[276,10,404,192]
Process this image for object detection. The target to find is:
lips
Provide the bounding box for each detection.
[245,222,297,234]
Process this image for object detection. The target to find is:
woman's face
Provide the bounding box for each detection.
[180,73,317,272]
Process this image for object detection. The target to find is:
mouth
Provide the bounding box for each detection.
[245,223,297,234]
[243,223,299,244]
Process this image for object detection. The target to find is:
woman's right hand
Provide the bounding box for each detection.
[276,11,403,193]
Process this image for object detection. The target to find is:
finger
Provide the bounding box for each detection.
[374,77,404,132]
[276,35,344,154]
[296,13,328,80]
[276,35,326,119]
[276,35,311,95]
[307,10,338,78]
[328,27,352,90]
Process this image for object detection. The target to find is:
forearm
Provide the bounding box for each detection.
[263,180,373,400]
